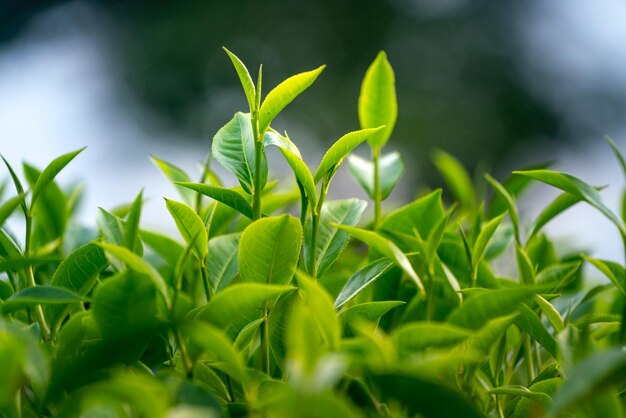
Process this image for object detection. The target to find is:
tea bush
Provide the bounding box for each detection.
[1,49,626,418]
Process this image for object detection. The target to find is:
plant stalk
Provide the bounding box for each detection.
[308,179,329,278]
[372,147,382,230]
[261,304,271,375]
[252,111,263,220]
[24,215,51,340]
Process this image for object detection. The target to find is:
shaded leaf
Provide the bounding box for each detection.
[178,182,254,219]
[334,258,394,308]
[347,151,405,200]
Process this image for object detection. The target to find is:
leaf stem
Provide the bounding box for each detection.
[251,109,264,220]
[308,179,329,278]
[372,147,382,230]
[261,304,271,375]
[24,215,50,340]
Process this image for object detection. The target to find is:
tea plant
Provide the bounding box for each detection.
[1,49,626,418]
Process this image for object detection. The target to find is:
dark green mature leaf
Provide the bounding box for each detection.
[393,322,471,353]
[0,193,26,227]
[30,147,85,212]
[516,304,558,358]
[447,288,538,329]
[140,229,184,266]
[371,374,484,418]
[347,151,404,200]
[305,199,367,277]
[432,150,476,210]
[551,348,626,414]
[183,320,245,383]
[92,270,161,339]
[1,286,84,313]
[150,155,195,205]
[212,112,267,194]
[165,198,208,261]
[339,301,404,325]
[207,233,240,292]
[96,242,171,307]
[381,189,445,240]
[513,378,560,418]
[313,127,383,183]
[358,51,397,149]
[334,258,394,308]
[514,169,624,234]
[177,182,254,219]
[239,215,301,285]
[258,65,325,133]
[223,47,256,112]
[196,283,294,335]
[334,224,424,296]
[45,242,108,328]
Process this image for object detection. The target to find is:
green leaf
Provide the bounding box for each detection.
[96,242,170,307]
[583,255,626,296]
[183,320,245,383]
[529,192,583,240]
[264,129,302,158]
[295,271,341,351]
[24,163,68,243]
[30,147,85,212]
[96,208,124,246]
[489,386,552,403]
[212,112,267,194]
[393,322,471,353]
[1,286,84,313]
[516,304,558,358]
[471,214,504,278]
[381,189,445,241]
[258,65,325,133]
[0,193,26,227]
[239,215,302,284]
[485,174,520,244]
[1,155,27,217]
[92,270,161,339]
[447,288,538,329]
[177,182,254,219]
[266,133,318,208]
[432,150,476,210]
[207,233,240,292]
[305,199,367,277]
[313,127,384,184]
[515,244,536,285]
[122,190,143,253]
[371,373,484,418]
[150,155,194,204]
[358,51,397,149]
[513,378,560,418]
[223,47,256,112]
[606,136,626,179]
[165,198,208,261]
[551,348,626,415]
[339,301,404,325]
[196,283,295,336]
[140,229,184,266]
[534,294,564,333]
[45,242,108,328]
[334,258,394,308]
[333,224,425,296]
[513,169,624,235]
[347,151,404,200]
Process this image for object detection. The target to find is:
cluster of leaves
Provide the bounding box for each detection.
[2,49,626,418]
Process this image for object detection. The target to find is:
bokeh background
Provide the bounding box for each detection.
[1,0,626,260]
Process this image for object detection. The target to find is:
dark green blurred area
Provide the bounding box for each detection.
[1,0,560,185]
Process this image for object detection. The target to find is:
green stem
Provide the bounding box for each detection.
[308,180,329,278]
[200,262,211,302]
[261,304,271,375]
[523,335,535,384]
[174,330,193,377]
[24,216,50,340]
[372,147,382,230]
[619,232,626,343]
[252,112,263,220]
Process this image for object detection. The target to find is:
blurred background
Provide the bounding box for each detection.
[1,0,626,260]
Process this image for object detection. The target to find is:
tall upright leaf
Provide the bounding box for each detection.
[223,47,256,112]
[30,147,85,212]
[165,198,208,261]
[358,51,397,149]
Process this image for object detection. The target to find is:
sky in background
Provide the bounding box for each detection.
[1,0,626,262]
